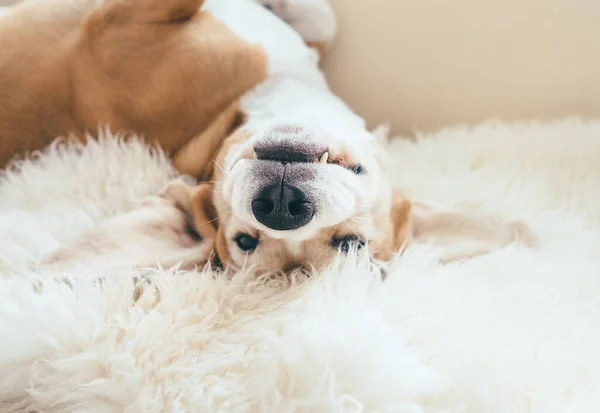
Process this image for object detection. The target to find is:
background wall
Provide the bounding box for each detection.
[323,0,600,135]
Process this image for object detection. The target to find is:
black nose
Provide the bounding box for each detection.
[254,141,327,163]
[251,183,315,230]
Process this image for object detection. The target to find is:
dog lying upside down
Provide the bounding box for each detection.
[0,0,535,274]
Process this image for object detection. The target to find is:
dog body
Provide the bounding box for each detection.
[0,0,269,170]
[0,0,93,166]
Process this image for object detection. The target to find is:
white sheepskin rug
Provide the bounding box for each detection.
[1,118,600,413]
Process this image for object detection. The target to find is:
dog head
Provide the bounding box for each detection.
[191,124,413,273]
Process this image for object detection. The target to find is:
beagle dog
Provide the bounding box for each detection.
[6,0,532,273]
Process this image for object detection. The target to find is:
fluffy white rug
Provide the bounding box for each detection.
[1,118,600,413]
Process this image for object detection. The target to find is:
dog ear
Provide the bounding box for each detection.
[173,104,244,181]
[409,203,537,263]
[189,183,218,239]
[189,183,229,266]
[371,192,413,262]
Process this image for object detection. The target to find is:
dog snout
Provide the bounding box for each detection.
[251,183,315,231]
[254,140,327,163]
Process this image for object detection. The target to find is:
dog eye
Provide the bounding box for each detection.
[331,235,366,254]
[234,233,259,252]
[351,164,365,175]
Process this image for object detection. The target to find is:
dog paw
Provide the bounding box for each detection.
[257,0,337,42]
[157,176,198,212]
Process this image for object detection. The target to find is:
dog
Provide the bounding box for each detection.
[13,0,533,274]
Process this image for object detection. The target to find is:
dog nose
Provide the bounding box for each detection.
[251,183,315,230]
[254,141,327,163]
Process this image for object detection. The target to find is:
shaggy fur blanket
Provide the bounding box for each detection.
[1,118,599,412]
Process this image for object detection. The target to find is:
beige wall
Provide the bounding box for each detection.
[323,0,600,135]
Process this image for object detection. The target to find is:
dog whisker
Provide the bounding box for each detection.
[345,217,364,225]
[343,220,366,244]
[212,159,244,192]
[193,210,232,230]
[212,160,230,180]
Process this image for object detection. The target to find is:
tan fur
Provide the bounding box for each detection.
[0,0,267,177]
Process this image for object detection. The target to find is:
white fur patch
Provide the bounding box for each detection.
[1,118,600,412]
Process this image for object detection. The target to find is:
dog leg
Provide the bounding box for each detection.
[40,178,214,273]
[84,0,205,30]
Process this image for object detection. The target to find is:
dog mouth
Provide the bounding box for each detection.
[241,140,366,175]
[253,149,365,175]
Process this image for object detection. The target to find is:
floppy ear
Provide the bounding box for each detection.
[372,192,413,262]
[189,183,229,266]
[173,103,244,180]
